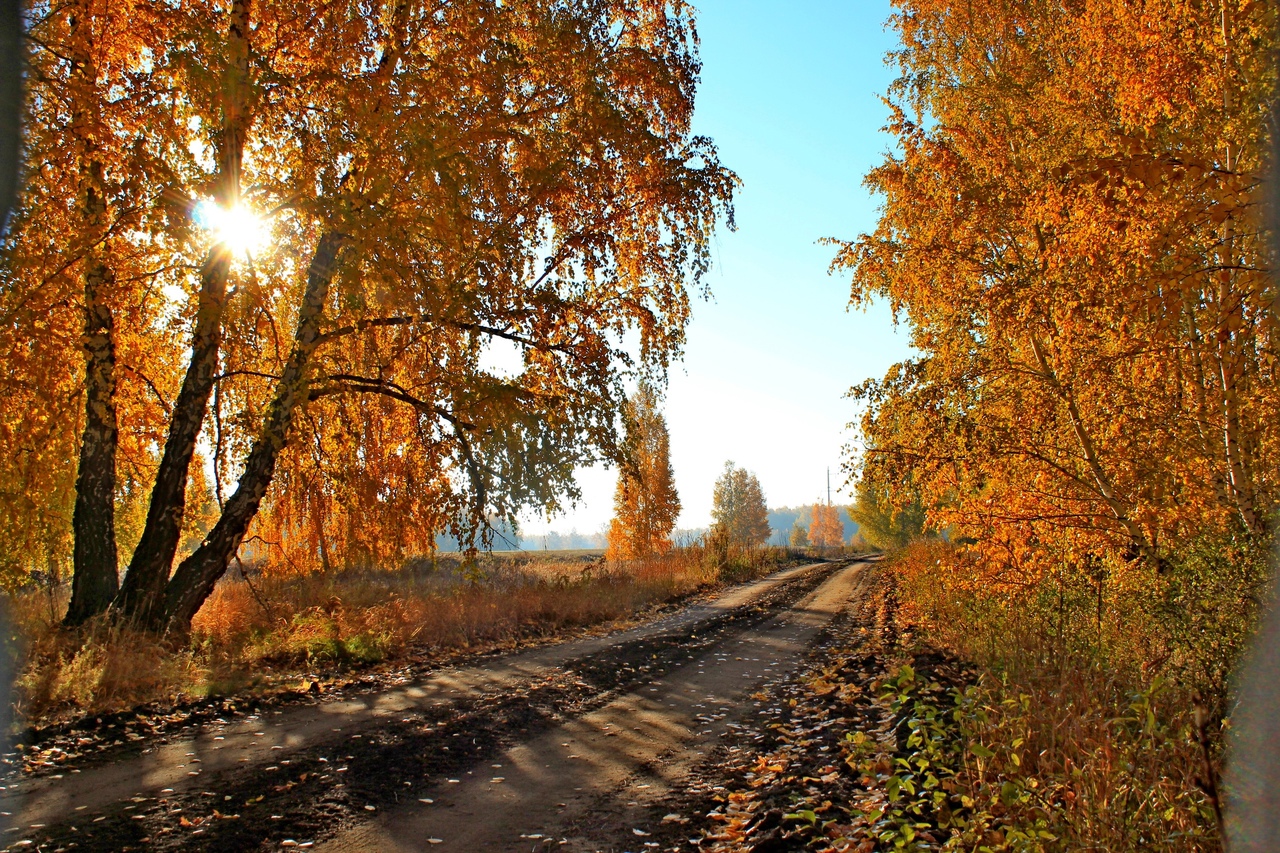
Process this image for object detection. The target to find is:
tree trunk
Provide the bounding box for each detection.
[67,233,119,625]
[114,0,253,627]
[162,232,345,632]
[65,4,119,626]
[1028,333,1160,566]
[114,249,230,626]
[1182,289,1235,510]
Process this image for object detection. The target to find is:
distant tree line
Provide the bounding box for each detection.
[767,505,860,547]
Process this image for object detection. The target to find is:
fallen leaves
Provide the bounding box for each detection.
[660,576,965,853]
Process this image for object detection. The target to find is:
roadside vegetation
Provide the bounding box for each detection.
[658,548,1242,852]
[11,544,813,729]
[825,0,1276,848]
[884,539,1250,850]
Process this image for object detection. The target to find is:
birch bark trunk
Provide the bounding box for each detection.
[162,232,345,632]
[65,4,119,626]
[1028,333,1158,564]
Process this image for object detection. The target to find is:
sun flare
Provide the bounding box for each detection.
[192,199,268,257]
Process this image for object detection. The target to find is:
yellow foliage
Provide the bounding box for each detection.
[2,0,736,627]
[808,504,844,550]
[837,0,1280,575]
[606,385,681,561]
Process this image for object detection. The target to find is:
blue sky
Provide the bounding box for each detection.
[520,0,913,535]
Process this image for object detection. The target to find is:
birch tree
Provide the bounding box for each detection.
[836,0,1278,580]
[710,461,770,549]
[6,0,736,631]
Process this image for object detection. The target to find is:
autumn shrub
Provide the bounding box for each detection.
[695,531,794,584]
[13,615,209,720]
[888,538,1266,850]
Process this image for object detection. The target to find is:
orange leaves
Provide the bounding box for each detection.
[606,384,681,562]
[753,755,788,776]
[808,505,845,550]
[4,0,737,601]
[841,0,1280,573]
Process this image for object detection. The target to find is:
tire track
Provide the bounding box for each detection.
[4,560,849,852]
[316,560,871,852]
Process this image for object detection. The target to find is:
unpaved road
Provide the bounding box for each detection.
[3,558,875,852]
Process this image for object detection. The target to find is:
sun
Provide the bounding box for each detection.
[192,199,268,257]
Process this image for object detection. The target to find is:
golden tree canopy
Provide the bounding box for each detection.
[808,504,844,550]
[606,384,681,561]
[834,0,1278,582]
[3,0,736,628]
[710,461,770,549]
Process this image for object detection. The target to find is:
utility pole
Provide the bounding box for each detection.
[827,467,831,506]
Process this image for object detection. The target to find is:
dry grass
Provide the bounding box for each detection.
[11,545,796,729]
[887,539,1249,850]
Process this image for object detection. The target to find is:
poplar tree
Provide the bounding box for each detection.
[605,384,681,560]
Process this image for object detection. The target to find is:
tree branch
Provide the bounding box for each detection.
[314,312,576,356]
[307,374,476,431]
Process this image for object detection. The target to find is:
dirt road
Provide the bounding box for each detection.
[3,558,875,852]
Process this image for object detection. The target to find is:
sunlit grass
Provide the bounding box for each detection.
[888,539,1243,850]
[9,545,802,728]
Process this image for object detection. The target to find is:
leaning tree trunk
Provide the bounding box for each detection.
[115,249,230,627]
[162,232,345,632]
[1028,332,1161,567]
[115,0,253,628]
[65,3,119,626]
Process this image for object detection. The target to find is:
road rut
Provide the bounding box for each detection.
[319,560,870,852]
[3,559,870,852]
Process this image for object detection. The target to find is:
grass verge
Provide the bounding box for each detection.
[8,545,804,730]
[880,538,1251,851]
